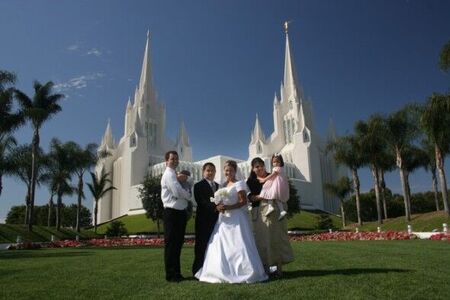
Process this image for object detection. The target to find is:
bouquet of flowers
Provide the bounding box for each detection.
[210,187,231,217]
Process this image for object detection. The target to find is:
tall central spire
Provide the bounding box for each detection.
[138,30,154,95]
[283,22,300,102]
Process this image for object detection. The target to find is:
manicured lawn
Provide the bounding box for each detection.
[348,211,450,232]
[95,210,342,235]
[1,240,449,299]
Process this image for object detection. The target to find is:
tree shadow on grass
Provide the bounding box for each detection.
[0,251,94,260]
[281,268,413,279]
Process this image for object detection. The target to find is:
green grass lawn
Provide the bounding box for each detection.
[1,240,449,299]
[95,210,342,235]
[347,211,450,232]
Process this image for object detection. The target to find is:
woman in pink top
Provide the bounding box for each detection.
[258,154,289,220]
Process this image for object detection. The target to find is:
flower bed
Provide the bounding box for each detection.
[429,233,450,241]
[47,238,194,248]
[289,231,415,241]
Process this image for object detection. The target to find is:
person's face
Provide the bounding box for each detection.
[252,162,266,177]
[272,157,281,167]
[224,165,236,181]
[166,153,179,169]
[203,165,216,181]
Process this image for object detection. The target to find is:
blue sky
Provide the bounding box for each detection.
[1,0,450,222]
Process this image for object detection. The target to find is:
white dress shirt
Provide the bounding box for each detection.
[161,167,191,210]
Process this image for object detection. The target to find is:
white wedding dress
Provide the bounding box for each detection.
[195,180,268,283]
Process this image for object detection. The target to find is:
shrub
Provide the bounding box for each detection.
[105,221,128,237]
[316,213,335,230]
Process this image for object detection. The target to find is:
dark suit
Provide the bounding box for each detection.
[192,179,219,276]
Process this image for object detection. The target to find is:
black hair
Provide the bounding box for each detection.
[165,150,178,161]
[202,162,216,171]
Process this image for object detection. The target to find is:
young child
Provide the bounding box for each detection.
[177,170,193,196]
[258,154,289,220]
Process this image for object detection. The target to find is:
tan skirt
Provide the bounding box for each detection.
[251,200,294,267]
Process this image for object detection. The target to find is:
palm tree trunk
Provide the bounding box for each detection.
[351,169,363,226]
[431,170,440,211]
[28,129,40,232]
[379,169,388,220]
[0,173,3,198]
[399,167,412,221]
[340,201,346,228]
[157,219,161,238]
[47,194,54,227]
[76,174,83,233]
[94,201,98,233]
[436,145,449,216]
[371,166,383,225]
[24,193,30,225]
[56,189,62,231]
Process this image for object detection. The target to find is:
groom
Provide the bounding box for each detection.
[192,162,219,276]
[161,150,191,282]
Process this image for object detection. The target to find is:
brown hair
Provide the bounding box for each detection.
[165,150,178,161]
[271,154,285,167]
[202,162,216,171]
[249,157,265,180]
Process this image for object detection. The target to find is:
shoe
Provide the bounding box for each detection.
[175,274,185,281]
[278,211,287,220]
[265,205,275,217]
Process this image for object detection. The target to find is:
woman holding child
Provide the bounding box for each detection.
[246,156,294,277]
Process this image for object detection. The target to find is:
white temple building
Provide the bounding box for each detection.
[95,26,344,224]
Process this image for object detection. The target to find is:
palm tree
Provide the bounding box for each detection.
[326,135,365,225]
[15,81,64,231]
[7,144,47,224]
[0,70,24,199]
[69,142,98,232]
[377,149,396,220]
[46,138,76,231]
[421,137,440,211]
[384,106,421,221]
[87,171,115,233]
[0,135,17,198]
[439,40,450,73]
[324,176,353,228]
[420,93,450,216]
[354,115,386,225]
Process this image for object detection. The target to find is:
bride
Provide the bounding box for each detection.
[195,160,268,283]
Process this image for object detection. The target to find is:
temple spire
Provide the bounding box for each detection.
[138,31,154,99]
[177,121,190,146]
[283,21,300,102]
[251,114,265,143]
[101,119,115,149]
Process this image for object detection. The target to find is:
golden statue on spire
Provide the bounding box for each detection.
[284,21,291,34]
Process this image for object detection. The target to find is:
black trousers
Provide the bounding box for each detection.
[163,208,187,280]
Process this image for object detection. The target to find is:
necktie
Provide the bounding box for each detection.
[210,181,216,193]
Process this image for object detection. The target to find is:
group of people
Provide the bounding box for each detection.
[160,150,294,283]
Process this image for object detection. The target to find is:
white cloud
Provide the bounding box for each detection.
[54,72,105,93]
[67,44,80,51]
[87,48,102,57]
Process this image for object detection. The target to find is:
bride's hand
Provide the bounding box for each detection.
[216,203,225,213]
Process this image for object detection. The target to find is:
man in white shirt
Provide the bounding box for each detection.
[161,150,191,282]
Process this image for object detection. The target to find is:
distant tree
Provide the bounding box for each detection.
[421,137,441,211]
[6,205,26,224]
[87,171,115,233]
[439,40,450,73]
[286,180,300,217]
[0,135,17,198]
[139,174,163,237]
[354,115,386,224]
[8,144,47,224]
[106,221,128,237]
[66,142,98,233]
[15,81,64,231]
[420,93,450,216]
[384,106,421,221]
[326,134,365,225]
[324,176,353,228]
[46,138,76,231]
